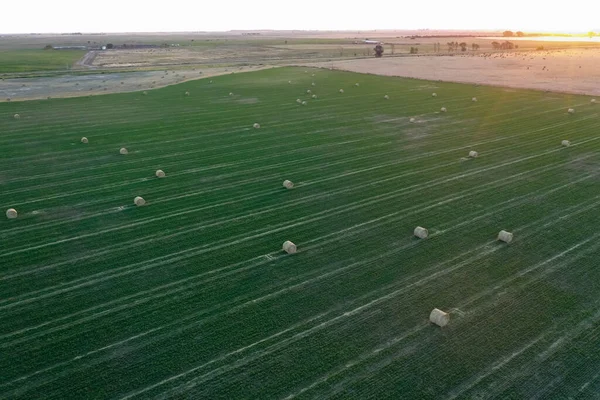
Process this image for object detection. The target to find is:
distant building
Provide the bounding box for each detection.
[52,46,88,50]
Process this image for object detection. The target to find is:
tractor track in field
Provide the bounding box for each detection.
[2,133,600,275]
[2,159,598,345]
[119,202,600,399]
[2,100,596,236]
[4,179,600,397]
[4,68,600,399]
[76,51,97,69]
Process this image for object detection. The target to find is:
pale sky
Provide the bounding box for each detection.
[2,0,598,34]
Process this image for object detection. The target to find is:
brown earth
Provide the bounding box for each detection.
[304,48,600,96]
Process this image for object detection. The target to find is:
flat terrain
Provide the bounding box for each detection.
[0,65,269,101]
[0,50,85,73]
[2,67,600,399]
[311,48,600,96]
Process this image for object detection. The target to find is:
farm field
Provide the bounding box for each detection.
[0,50,85,73]
[1,67,600,399]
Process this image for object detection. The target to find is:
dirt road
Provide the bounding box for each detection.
[76,51,98,68]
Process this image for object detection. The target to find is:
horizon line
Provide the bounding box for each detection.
[1,28,596,35]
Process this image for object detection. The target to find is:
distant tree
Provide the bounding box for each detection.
[516,31,524,37]
[459,42,467,51]
[43,44,53,50]
[589,31,596,38]
[471,43,480,51]
[106,43,114,49]
[503,31,514,37]
[491,41,500,50]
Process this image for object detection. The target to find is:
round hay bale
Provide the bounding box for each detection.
[296,99,302,104]
[409,117,416,123]
[469,150,478,158]
[14,114,20,119]
[312,94,317,99]
[355,83,360,87]
[414,226,429,239]
[568,108,575,114]
[497,230,513,243]
[306,90,312,94]
[472,97,478,102]
[384,95,389,100]
[311,82,316,86]
[120,147,128,155]
[156,169,166,178]
[302,101,307,106]
[229,92,233,96]
[253,123,261,129]
[282,240,297,254]
[143,91,148,95]
[81,137,89,144]
[185,91,190,96]
[432,93,437,97]
[592,99,597,104]
[6,208,18,219]
[288,80,292,84]
[283,180,294,189]
[561,140,571,147]
[440,107,447,113]
[134,196,146,206]
[429,308,450,327]
[209,80,213,84]
[339,89,344,93]
[311,73,315,77]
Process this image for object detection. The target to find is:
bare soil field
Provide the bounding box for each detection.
[91,47,287,68]
[3,31,600,101]
[306,48,600,96]
[0,65,270,101]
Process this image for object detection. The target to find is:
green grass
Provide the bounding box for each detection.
[1,67,600,399]
[0,50,85,73]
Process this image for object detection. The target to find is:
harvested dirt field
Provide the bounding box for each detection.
[92,47,284,68]
[307,48,600,96]
[90,44,345,68]
[0,65,270,101]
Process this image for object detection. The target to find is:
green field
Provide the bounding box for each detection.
[1,67,600,399]
[0,50,85,73]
